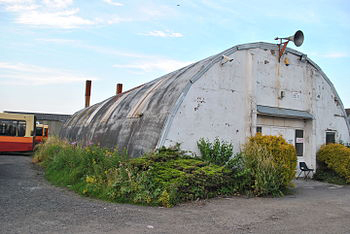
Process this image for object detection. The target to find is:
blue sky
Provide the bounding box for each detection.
[0,0,349,114]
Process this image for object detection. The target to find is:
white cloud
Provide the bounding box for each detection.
[1,0,174,28]
[0,0,34,3]
[103,0,123,7]
[140,30,183,38]
[113,59,192,73]
[16,8,95,28]
[42,0,73,9]
[1,0,95,29]
[0,62,98,85]
[104,16,132,24]
[5,4,39,11]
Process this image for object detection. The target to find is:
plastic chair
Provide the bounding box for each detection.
[297,162,314,179]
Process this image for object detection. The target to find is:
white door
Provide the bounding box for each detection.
[264,127,294,145]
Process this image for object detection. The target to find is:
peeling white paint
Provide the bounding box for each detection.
[163,47,350,172]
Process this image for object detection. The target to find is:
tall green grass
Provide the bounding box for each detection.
[242,134,297,196]
[34,137,127,200]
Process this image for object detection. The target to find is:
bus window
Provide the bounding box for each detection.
[1,120,10,136]
[0,122,5,135]
[9,123,16,136]
[18,121,26,137]
[0,120,17,136]
[36,127,43,136]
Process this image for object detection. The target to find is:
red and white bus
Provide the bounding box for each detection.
[34,123,49,144]
[0,113,36,152]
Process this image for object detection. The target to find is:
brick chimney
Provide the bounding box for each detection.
[116,83,123,95]
[85,80,92,108]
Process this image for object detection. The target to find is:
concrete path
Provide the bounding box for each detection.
[1,154,350,234]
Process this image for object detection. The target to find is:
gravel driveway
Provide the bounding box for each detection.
[1,154,350,234]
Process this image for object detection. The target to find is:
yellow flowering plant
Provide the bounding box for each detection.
[243,134,297,196]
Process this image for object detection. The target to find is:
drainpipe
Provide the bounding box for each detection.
[85,80,92,108]
[116,83,123,95]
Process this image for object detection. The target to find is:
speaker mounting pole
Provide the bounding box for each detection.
[275,30,304,62]
[276,39,290,62]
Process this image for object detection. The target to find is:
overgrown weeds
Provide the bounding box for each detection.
[197,138,233,166]
[33,138,240,207]
[34,135,298,208]
[33,137,127,201]
[197,135,297,197]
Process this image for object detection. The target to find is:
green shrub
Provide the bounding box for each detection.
[197,138,233,166]
[34,140,240,207]
[313,160,348,185]
[317,144,350,183]
[242,134,297,196]
[225,153,253,194]
[108,146,238,207]
[34,135,300,207]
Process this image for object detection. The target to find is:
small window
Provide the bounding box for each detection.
[18,121,26,137]
[36,127,43,136]
[296,129,303,138]
[0,123,5,135]
[256,126,262,134]
[326,132,335,144]
[295,129,304,157]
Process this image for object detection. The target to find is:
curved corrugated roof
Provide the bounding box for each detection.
[60,42,349,157]
[60,54,213,157]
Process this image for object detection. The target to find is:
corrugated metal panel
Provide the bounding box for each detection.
[257,105,313,119]
[60,59,204,157]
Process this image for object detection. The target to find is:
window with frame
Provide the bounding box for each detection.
[326,132,335,144]
[256,126,262,134]
[18,122,26,137]
[295,129,304,157]
[36,127,43,136]
[0,119,26,137]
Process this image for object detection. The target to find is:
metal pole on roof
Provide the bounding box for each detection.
[85,80,92,108]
